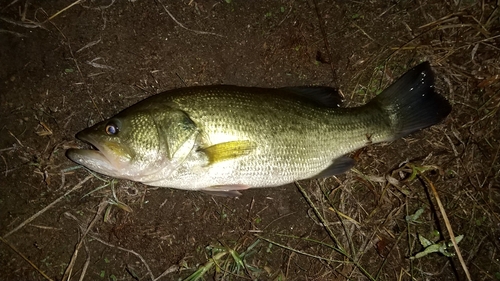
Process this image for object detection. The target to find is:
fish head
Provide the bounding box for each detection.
[67,110,169,180]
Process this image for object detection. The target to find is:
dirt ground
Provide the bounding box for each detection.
[1,1,499,280]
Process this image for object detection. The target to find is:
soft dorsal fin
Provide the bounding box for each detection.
[280,86,343,108]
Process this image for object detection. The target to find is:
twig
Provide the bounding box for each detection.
[418,11,467,29]
[89,235,155,280]
[312,0,338,83]
[58,170,67,190]
[0,236,54,281]
[157,0,224,37]
[294,182,376,281]
[76,38,102,53]
[256,235,344,263]
[278,4,293,26]
[444,132,459,157]
[352,23,378,44]
[46,0,85,22]
[49,22,104,120]
[295,182,342,248]
[8,130,24,147]
[420,174,472,281]
[153,265,180,281]
[0,29,27,37]
[78,237,91,281]
[81,0,116,10]
[29,224,62,231]
[481,144,500,188]
[1,0,21,11]
[2,175,93,238]
[0,16,44,28]
[1,154,8,177]
[62,199,107,281]
[0,146,17,152]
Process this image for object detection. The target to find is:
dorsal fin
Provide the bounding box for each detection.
[280,86,343,108]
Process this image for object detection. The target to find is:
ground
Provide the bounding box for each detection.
[0,1,499,280]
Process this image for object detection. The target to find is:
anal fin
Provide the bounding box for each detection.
[312,156,356,178]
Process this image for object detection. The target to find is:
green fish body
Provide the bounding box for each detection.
[67,62,451,196]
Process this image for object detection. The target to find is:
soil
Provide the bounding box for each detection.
[1,1,499,281]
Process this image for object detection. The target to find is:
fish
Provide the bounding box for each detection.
[67,61,451,196]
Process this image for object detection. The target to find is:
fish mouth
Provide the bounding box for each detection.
[66,132,122,178]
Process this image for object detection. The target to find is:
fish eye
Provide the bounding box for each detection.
[105,123,119,135]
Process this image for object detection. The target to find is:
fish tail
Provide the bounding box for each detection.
[368,61,451,140]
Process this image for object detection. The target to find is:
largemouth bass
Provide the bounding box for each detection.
[67,62,451,196]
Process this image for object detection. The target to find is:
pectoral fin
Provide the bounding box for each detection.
[202,190,242,197]
[312,156,356,178]
[201,184,251,197]
[201,140,257,165]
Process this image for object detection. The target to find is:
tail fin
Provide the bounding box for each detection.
[368,61,451,139]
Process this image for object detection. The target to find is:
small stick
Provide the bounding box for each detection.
[62,199,107,281]
[2,175,93,238]
[46,0,84,22]
[78,239,91,281]
[8,130,24,147]
[0,146,16,152]
[0,29,27,37]
[294,182,375,281]
[312,0,338,82]
[0,236,54,281]
[1,154,8,177]
[153,265,180,281]
[0,16,43,28]
[420,174,472,281]
[2,0,21,11]
[157,0,224,37]
[90,235,155,280]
